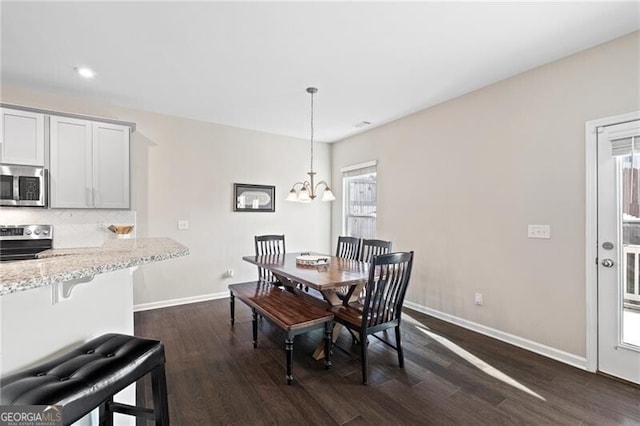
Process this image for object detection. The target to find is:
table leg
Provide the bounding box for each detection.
[271,272,301,293]
[346,283,365,304]
[312,287,345,360]
[312,322,342,360]
[322,291,342,306]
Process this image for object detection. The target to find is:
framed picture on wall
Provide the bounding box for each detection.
[233,183,275,212]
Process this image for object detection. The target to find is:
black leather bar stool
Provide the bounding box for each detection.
[0,333,170,426]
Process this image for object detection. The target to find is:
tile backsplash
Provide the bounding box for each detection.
[0,208,136,248]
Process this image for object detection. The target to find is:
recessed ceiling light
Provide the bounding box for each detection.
[75,66,96,79]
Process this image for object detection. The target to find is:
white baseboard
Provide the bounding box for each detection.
[134,294,587,370]
[403,301,588,370]
[134,291,229,312]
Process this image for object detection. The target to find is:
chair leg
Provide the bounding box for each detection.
[324,322,332,370]
[252,309,258,348]
[361,335,368,385]
[151,364,170,426]
[230,292,235,325]
[395,325,404,368]
[285,338,294,385]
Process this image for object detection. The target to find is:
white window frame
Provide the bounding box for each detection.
[341,160,377,238]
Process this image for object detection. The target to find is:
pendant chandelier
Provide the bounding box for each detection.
[286,87,336,203]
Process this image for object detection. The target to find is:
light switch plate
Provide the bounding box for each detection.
[177,220,189,230]
[528,224,550,239]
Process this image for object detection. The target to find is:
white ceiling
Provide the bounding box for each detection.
[1,2,639,142]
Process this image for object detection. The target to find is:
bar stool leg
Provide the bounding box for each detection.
[99,396,114,426]
[151,365,170,426]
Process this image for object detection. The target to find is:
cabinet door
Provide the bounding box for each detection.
[50,116,93,208]
[92,122,130,209]
[0,108,45,166]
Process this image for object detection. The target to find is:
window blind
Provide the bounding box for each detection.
[341,160,377,177]
[611,136,640,157]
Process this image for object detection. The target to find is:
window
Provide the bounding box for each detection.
[342,161,377,239]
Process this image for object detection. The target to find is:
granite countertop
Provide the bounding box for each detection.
[0,237,189,296]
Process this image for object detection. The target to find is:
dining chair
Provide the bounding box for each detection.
[332,251,414,384]
[336,236,362,260]
[349,238,393,304]
[334,236,362,300]
[360,239,392,263]
[254,234,285,285]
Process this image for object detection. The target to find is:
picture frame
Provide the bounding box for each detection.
[233,183,275,212]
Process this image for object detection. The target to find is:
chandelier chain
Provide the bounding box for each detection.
[310,89,314,173]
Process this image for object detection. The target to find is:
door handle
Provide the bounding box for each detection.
[601,258,615,268]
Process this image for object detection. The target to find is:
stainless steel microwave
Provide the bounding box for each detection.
[0,164,47,207]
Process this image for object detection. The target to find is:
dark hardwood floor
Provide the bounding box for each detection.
[134,298,640,425]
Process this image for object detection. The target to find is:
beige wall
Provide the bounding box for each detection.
[331,32,640,357]
[3,30,637,359]
[0,86,332,305]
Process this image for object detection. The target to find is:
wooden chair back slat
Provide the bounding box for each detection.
[360,239,392,263]
[336,236,362,260]
[254,235,285,284]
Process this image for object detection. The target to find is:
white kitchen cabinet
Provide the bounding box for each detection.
[0,107,45,166]
[92,122,130,209]
[50,116,130,209]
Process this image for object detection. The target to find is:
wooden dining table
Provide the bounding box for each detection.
[242,252,370,359]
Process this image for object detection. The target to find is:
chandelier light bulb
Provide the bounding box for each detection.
[286,189,298,201]
[298,186,311,202]
[322,187,336,202]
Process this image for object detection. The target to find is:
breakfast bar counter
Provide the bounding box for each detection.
[0,236,189,399]
[0,237,189,296]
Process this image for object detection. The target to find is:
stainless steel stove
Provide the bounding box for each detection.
[0,225,53,261]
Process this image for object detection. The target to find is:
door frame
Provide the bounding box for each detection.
[585,111,640,373]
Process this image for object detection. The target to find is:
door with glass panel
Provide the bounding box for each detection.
[597,118,640,384]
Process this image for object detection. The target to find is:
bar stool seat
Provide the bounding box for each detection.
[0,333,169,426]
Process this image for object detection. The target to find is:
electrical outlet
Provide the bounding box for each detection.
[97,221,107,231]
[474,293,484,305]
[177,220,189,230]
[226,269,234,278]
[528,224,550,239]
